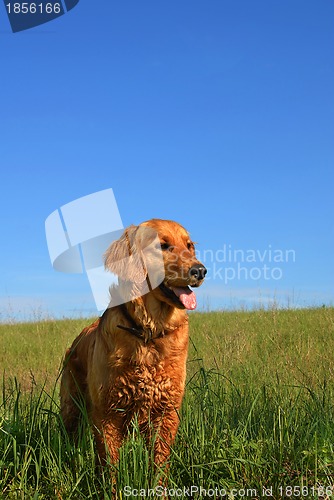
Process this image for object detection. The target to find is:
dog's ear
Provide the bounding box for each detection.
[104,225,147,282]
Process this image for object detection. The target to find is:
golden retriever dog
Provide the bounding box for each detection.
[60,219,206,470]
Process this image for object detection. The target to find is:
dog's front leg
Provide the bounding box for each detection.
[152,410,180,469]
[92,413,125,465]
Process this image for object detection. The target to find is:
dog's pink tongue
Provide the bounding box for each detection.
[172,286,197,310]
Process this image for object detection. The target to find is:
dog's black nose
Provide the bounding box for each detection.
[189,264,207,281]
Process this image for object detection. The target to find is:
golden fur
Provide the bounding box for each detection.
[60,219,206,469]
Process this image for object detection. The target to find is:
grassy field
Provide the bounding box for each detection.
[0,307,334,499]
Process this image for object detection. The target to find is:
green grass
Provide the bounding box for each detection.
[1,308,334,498]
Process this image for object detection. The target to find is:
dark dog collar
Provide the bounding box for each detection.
[117,303,164,344]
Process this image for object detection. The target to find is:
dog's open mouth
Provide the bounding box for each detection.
[159,283,197,310]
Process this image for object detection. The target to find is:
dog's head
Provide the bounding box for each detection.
[104,219,206,310]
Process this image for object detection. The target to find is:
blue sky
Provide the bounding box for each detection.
[0,0,333,321]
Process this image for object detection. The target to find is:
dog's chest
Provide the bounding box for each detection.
[110,363,174,413]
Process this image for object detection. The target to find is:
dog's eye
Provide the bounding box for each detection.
[187,242,194,250]
[161,242,171,251]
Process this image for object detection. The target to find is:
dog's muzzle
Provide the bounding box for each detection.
[189,264,207,282]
